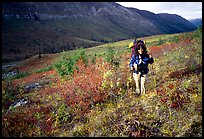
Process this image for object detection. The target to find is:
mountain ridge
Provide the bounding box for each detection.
[189,18,202,27]
[2,2,197,62]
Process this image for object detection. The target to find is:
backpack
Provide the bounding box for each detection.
[131,39,145,56]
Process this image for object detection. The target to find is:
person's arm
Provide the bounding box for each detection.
[129,55,135,71]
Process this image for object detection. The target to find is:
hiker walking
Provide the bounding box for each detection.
[129,38,146,56]
[129,41,153,95]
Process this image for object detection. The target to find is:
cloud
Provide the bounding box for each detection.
[117,2,202,20]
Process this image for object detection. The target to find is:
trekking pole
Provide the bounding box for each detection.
[149,52,156,88]
[152,63,156,88]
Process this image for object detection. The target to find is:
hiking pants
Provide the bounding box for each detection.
[133,72,147,95]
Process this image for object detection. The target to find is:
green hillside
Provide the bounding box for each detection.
[2,27,202,137]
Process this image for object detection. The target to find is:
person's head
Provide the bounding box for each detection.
[135,43,147,55]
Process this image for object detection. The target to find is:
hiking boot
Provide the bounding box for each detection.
[135,89,140,96]
[135,93,140,97]
[136,89,140,94]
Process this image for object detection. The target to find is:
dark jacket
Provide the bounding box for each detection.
[129,53,154,74]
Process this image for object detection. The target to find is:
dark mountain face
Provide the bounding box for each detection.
[189,18,202,27]
[129,8,197,33]
[2,2,197,62]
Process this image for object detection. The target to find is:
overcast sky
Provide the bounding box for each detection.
[116,2,202,20]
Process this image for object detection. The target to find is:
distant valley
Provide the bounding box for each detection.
[2,2,197,62]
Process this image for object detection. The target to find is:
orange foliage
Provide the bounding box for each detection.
[38,58,112,115]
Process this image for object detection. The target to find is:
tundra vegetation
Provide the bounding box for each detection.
[2,27,202,137]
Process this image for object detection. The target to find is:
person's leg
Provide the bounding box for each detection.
[140,74,147,95]
[133,72,141,95]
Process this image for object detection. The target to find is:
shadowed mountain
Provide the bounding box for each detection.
[2,2,197,62]
[189,18,202,27]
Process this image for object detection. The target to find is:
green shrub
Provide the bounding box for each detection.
[15,72,31,79]
[91,55,96,64]
[80,49,88,66]
[34,65,53,73]
[193,26,202,42]
[105,47,120,68]
[54,103,73,128]
[170,36,179,43]
[183,32,194,40]
[53,48,89,76]
[106,47,114,63]
[157,37,165,45]
[53,59,75,76]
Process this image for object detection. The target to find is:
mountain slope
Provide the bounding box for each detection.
[2,2,197,62]
[129,8,197,33]
[189,18,202,27]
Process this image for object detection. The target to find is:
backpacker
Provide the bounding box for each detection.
[129,39,145,56]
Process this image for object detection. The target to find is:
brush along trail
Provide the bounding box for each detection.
[2,29,202,137]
